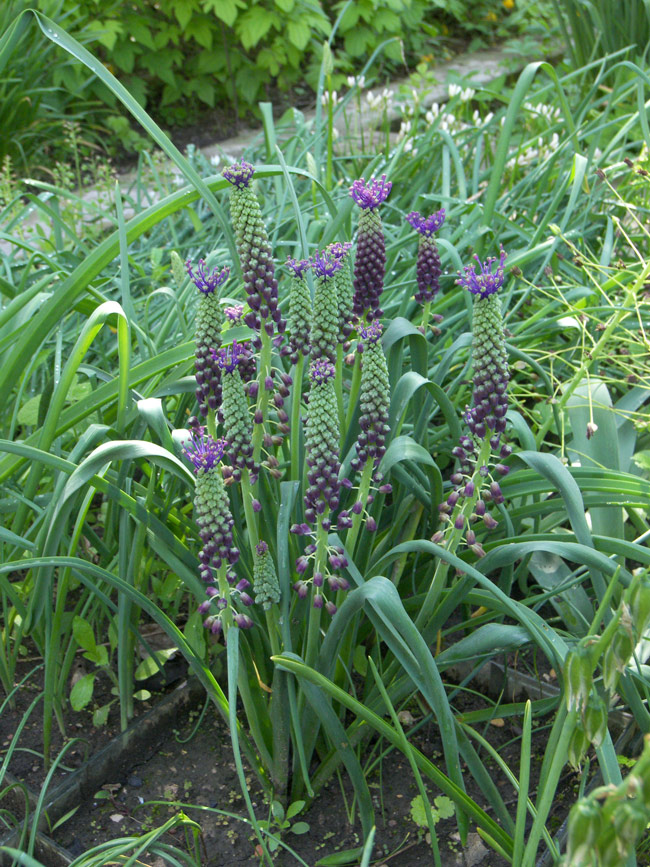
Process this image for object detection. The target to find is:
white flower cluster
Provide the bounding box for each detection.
[321,90,340,108]
[346,75,366,90]
[523,101,562,123]
[448,83,476,102]
[505,132,560,171]
[366,88,394,111]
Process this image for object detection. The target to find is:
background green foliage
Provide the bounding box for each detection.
[3,0,528,172]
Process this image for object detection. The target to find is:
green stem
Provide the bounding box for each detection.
[304,519,329,669]
[240,471,259,554]
[206,408,217,440]
[535,261,649,447]
[346,458,374,559]
[252,327,273,468]
[421,300,431,335]
[217,564,234,635]
[326,76,334,191]
[345,351,362,430]
[416,436,493,630]
[291,354,305,482]
[335,344,345,441]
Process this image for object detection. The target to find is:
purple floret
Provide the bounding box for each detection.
[311,249,343,279]
[222,160,255,189]
[350,175,392,209]
[287,257,311,278]
[328,241,353,259]
[186,259,230,294]
[406,209,446,236]
[213,339,249,373]
[224,305,244,325]
[457,247,507,299]
[183,432,228,473]
[309,359,336,384]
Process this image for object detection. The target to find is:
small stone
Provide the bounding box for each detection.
[110,813,124,823]
[127,775,143,787]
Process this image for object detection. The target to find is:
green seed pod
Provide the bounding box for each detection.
[595,829,620,865]
[352,321,390,473]
[568,799,603,851]
[568,722,589,769]
[613,800,648,857]
[253,541,281,610]
[603,623,635,693]
[564,643,593,713]
[582,694,608,748]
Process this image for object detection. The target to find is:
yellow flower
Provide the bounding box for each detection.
[486,10,498,21]
[503,0,515,9]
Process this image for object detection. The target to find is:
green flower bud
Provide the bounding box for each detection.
[253,541,281,610]
[583,693,608,748]
[564,643,593,713]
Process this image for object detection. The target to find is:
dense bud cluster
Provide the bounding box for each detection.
[350,175,392,321]
[435,249,512,552]
[184,432,257,633]
[352,322,390,472]
[290,537,350,616]
[187,259,230,417]
[310,250,342,362]
[329,242,354,341]
[458,248,509,446]
[252,540,281,610]
[287,257,312,364]
[223,160,285,339]
[304,360,342,521]
[406,209,445,304]
[213,340,256,481]
[184,433,239,576]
